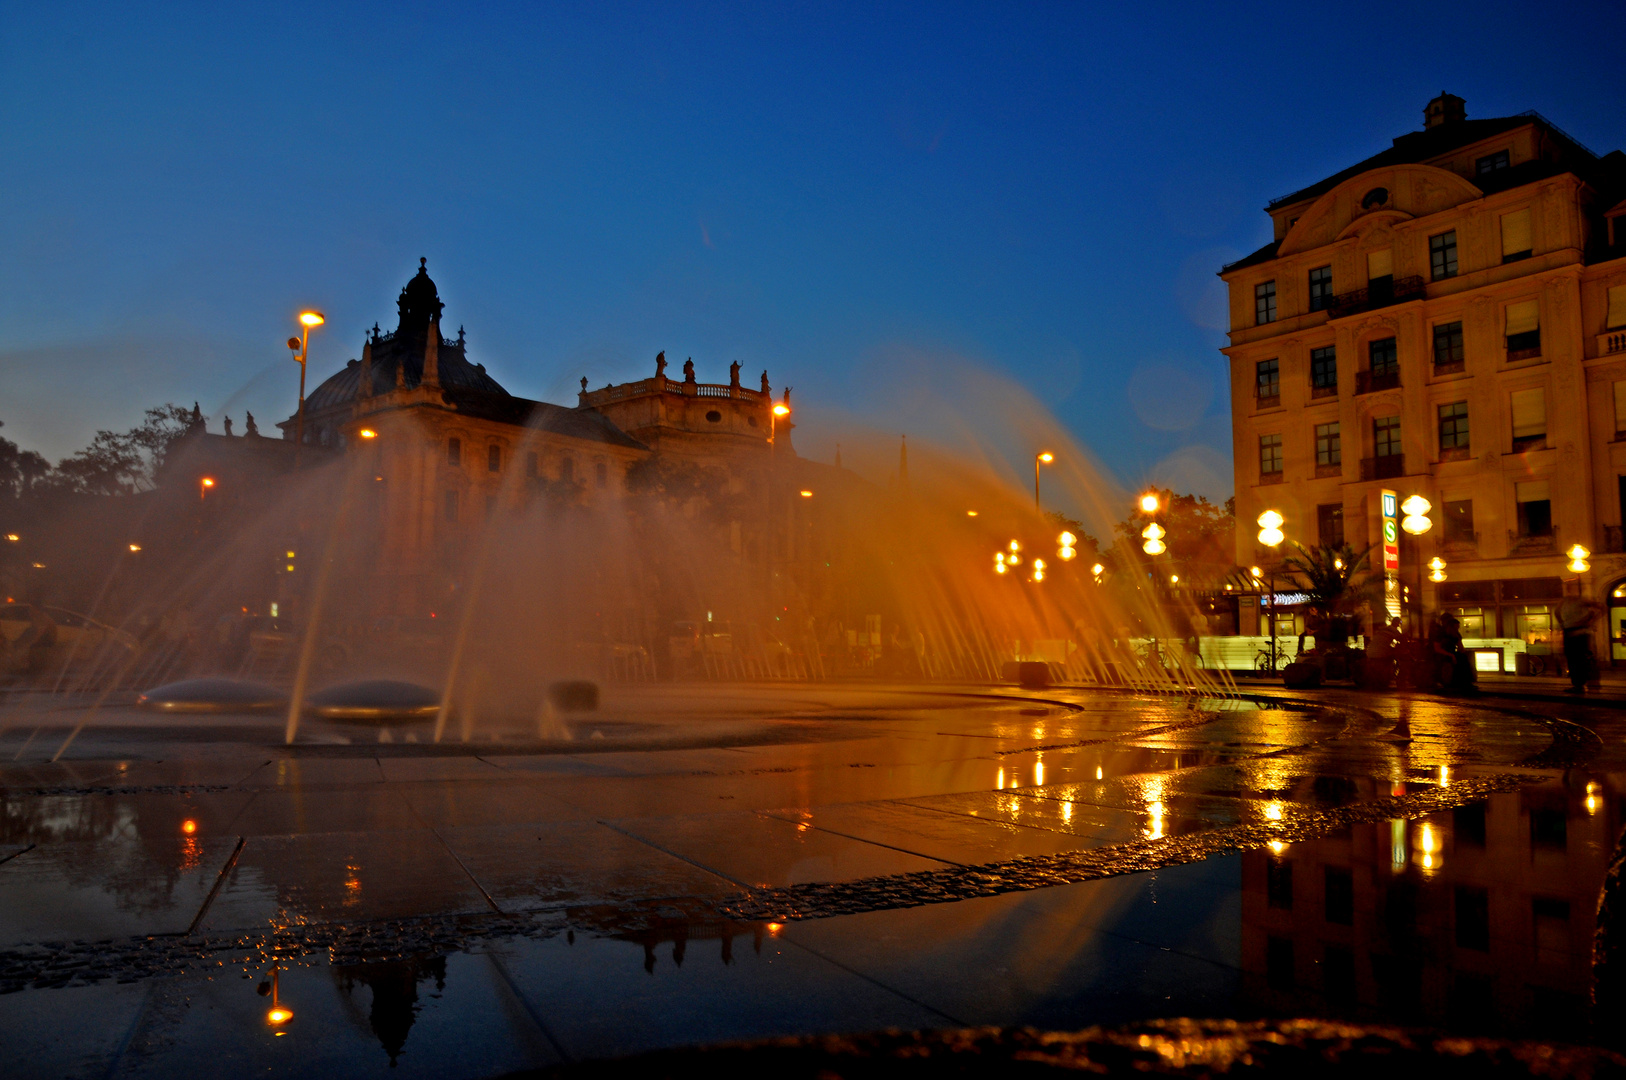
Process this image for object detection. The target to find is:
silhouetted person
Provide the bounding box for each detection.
[1558,585,1601,694]
[223,416,233,437]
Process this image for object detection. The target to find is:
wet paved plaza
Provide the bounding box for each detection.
[1,683,1621,1076]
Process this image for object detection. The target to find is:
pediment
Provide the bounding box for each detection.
[1279,164,1482,256]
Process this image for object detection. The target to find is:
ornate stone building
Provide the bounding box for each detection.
[1222,95,1626,664]
[271,260,807,619]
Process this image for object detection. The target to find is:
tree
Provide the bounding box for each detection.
[1279,542,1377,645]
[0,422,51,498]
[1113,488,1236,586]
[45,404,194,495]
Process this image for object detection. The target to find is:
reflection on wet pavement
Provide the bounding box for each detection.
[3,684,1625,1075]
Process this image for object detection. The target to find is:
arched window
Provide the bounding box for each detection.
[595,461,608,486]
[560,458,575,483]
[488,445,501,472]
[447,437,462,466]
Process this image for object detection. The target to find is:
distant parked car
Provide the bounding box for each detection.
[0,603,139,675]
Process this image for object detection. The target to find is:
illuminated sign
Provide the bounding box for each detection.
[1381,488,1401,619]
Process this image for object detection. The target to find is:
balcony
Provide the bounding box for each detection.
[1310,383,1338,400]
[1600,330,1626,357]
[1508,530,1557,556]
[1355,370,1400,395]
[1359,454,1404,481]
[1433,359,1465,375]
[1326,275,1426,319]
[1440,532,1480,560]
[1439,445,1471,462]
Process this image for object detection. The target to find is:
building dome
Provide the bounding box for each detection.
[396,257,445,334]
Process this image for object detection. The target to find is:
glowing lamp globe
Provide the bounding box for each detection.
[1090,563,1105,576]
[1058,546,1076,561]
[1141,522,1165,541]
[1400,495,1432,517]
[1401,515,1432,535]
[1258,527,1285,547]
[1256,509,1284,530]
[1139,493,1160,513]
[1057,531,1077,547]
[772,403,791,417]
[1143,538,1166,555]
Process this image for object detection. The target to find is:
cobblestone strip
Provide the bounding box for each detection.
[715,772,1540,922]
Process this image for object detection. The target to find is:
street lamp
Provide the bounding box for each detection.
[1140,492,1160,514]
[1428,557,1447,583]
[288,311,325,467]
[1034,452,1054,511]
[1057,530,1077,561]
[200,476,215,502]
[1568,544,1591,574]
[1256,510,1285,672]
[1141,522,1166,555]
[1399,495,1433,632]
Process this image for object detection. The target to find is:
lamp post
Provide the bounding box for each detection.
[1034,452,1054,511]
[288,311,325,468]
[1257,510,1285,671]
[1400,495,1434,634]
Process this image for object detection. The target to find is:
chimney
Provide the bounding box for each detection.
[358,339,374,400]
[422,320,440,389]
[1424,93,1466,129]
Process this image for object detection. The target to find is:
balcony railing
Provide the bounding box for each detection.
[1600,330,1626,356]
[1439,445,1471,462]
[1315,463,1342,478]
[1355,370,1400,395]
[1326,275,1426,319]
[1508,529,1558,556]
[1440,532,1480,559]
[1310,383,1338,399]
[1433,359,1465,375]
[1359,454,1404,481]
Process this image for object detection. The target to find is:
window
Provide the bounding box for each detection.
[1515,480,1552,537]
[1315,422,1341,467]
[1608,285,1626,330]
[1443,499,1475,544]
[1614,382,1626,435]
[1439,401,1469,454]
[1374,416,1402,459]
[1511,387,1546,450]
[1505,299,1540,357]
[1456,886,1491,951]
[447,437,461,466]
[595,461,609,486]
[1256,358,1280,400]
[1433,321,1465,367]
[1267,857,1293,909]
[443,489,459,523]
[1501,208,1532,261]
[526,451,539,478]
[560,458,575,483]
[1369,337,1398,376]
[1325,866,1354,925]
[1361,187,1389,209]
[1255,280,1277,325]
[1430,231,1458,280]
[1476,150,1510,175]
[1311,346,1337,390]
[488,445,501,472]
[1259,433,1283,477]
[1309,266,1334,311]
[1366,248,1393,281]
[1317,503,1345,546]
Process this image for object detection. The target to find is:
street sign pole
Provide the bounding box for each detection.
[1381,489,1401,624]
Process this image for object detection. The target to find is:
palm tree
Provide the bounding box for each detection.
[1279,542,1376,649]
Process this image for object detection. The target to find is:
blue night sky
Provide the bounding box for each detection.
[4,1,1624,507]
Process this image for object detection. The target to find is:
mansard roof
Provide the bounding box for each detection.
[303,325,507,412]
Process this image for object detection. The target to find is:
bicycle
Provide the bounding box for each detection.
[1254,642,1290,672]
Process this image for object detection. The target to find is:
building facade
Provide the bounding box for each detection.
[1222,95,1626,664]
